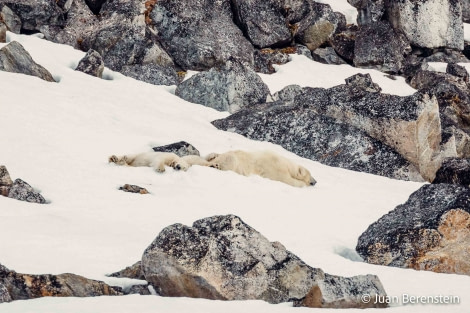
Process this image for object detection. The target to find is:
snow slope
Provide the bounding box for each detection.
[0,33,469,313]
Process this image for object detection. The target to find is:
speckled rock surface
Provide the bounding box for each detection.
[120,64,180,86]
[356,184,470,275]
[433,158,470,186]
[152,141,200,157]
[8,179,46,204]
[75,49,104,78]
[0,5,21,33]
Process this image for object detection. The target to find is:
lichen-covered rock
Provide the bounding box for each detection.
[119,184,149,194]
[212,97,422,181]
[120,64,180,86]
[152,141,200,157]
[0,282,11,303]
[142,214,387,307]
[148,0,254,71]
[0,22,6,43]
[8,178,46,204]
[0,263,122,300]
[330,25,356,63]
[424,49,470,64]
[231,0,291,48]
[108,261,144,280]
[272,84,303,103]
[446,62,469,82]
[253,48,290,74]
[0,0,66,33]
[354,21,410,74]
[347,0,384,25]
[0,41,55,82]
[356,184,470,276]
[433,158,470,186]
[175,60,270,113]
[84,0,107,15]
[312,47,347,65]
[0,5,21,34]
[75,49,104,78]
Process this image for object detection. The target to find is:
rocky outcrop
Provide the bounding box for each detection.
[0,41,55,82]
[175,60,270,113]
[433,158,470,186]
[356,184,470,276]
[142,215,387,308]
[8,179,46,204]
[120,64,180,86]
[0,5,21,34]
[0,263,122,300]
[354,21,410,74]
[75,49,104,78]
[147,0,254,71]
[152,141,200,157]
[119,184,149,194]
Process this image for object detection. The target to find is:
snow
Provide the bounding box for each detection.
[1,32,470,313]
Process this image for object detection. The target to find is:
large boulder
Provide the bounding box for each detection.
[175,60,270,113]
[353,21,410,74]
[142,215,387,308]
[0,41,55,82]
[75,49,104,78]
[212,88,423,181]
[8,179,46,204]
[356,184,470,276]
[433,158,470,186]
[0,263,122,300]
[147,0,254,70]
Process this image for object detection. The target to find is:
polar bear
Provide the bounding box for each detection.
[206,150,317,187]
[108,152,195,172]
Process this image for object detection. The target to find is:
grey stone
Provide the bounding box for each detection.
[126,284,151,295]
[0,41,55,82]
[356,184,470,275]
[253,48,290,74]
[175,60,270,113]
[119,184,149,194]
[354,21,410,74]
[424,49,470,64]
[148,0,254,71]
[142,214,387,307]
[0,5,21,33]
[347,0,384,25]
[120,64,180,86]
[312,47,346,65]
[75,49,104,78]
[0,282,11,303]
[295,44,313,60]
[0,165,13,187]
[272,84,303,103]
[464,0,470,23]
[433,158,470,186]
[8,178,46,204]
[152,141,200,157]
[108,261,144,280]
[446,63,469,82]
[330,25,357,63]
[0,21,6,42]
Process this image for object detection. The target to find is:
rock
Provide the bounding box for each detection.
[75,49,104,78]
[84,0,107,15]
[330,25,356,63]
[253,48,290,74]
[295,44,313,60]
[0,5,21,34]
[142,214,387,307]
[446,63,469,82]
[294,274,387,309]
[175,60,270,113]
[212,97,423,181]
[0,282,11,303]
[0,41,55,82]
[152,141,200,157]
[119,184,149,194]
[464,0,470,23]
[272,84,303,103]
[8,179,46,204]
[120,64,180,86]
[231,0,291,48]
[424,49,470,64]
[347,0,384,25]
[148,0,254,71]
[312,47,347,65]
[127,284,151,295]
[0,263,122,300]
[0,22,5,42]
[402,53,429,83]
[0,165,12,187]
[0,0,66,33]
[356,184,470,276]
[353,21,410,74]
[108,261,144,280]
[433,158,470,186]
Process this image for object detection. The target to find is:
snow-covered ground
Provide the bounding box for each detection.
[1,32,469,313]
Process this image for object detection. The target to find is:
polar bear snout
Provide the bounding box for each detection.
[310,177,317,186]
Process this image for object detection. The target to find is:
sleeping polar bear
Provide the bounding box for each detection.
[108,150,316,187]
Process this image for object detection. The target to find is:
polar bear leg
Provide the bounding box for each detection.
[181,155,211,167]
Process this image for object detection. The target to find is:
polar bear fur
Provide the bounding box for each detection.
[206,150,317,187]
[108,150,316,187]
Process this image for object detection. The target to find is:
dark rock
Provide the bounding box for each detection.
[152,141,200,157]
[0,263,122,300]
[424,49,470,64]
[353,21,410,74]
[148,0,254,71]
[446,63,469,82]
[108,261,144,280]
[347,0,384,25]
[402,54,429,83]
[0,282,11,303]
[119,184,149,194]
[212,97,422,181]
[295,44,313,60]
[0,0,66,33]
[175,60,270,113]
[0,21,5,42]
[344,73,381,93]
[253,48,290,74]
[433,158,470,186]
[0,165,12,187]
[0,5,21,33]
[0,41,55,82]
[75,49,104,78]
[464,0,470,23]
[126,284,151,295]
[272,84,303,103]
[142,214,387,307]
[120,64,180,86]
[231,0,291,48]
[312,47,346,65]
[84,0,107,15]
[330,25,356,63]
[356,184,470,275]
[8,179,46,204]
